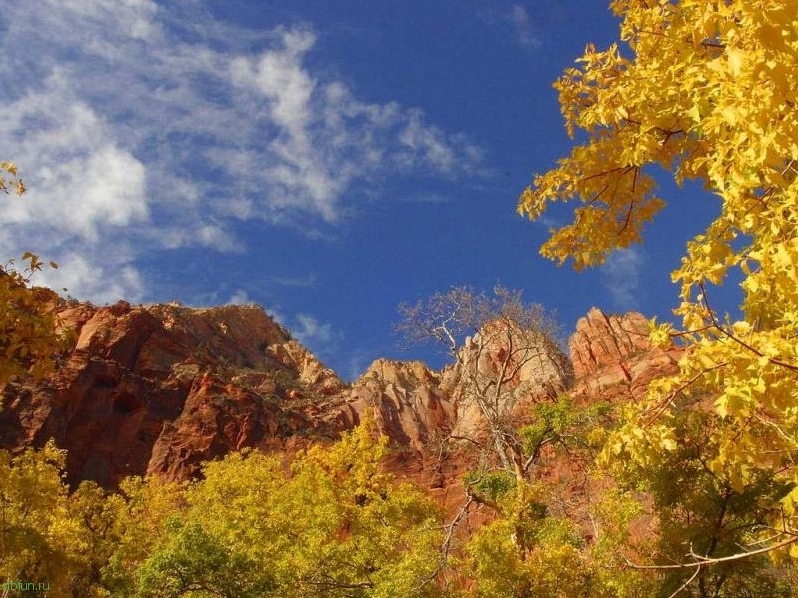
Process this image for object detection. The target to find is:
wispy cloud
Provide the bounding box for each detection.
[478,2,541,49]
[233,302,339,364]
[0,1,483,302]
[507,5,540,48]
[285,312,345,369]
[291,313,340,348]
[601,247,644,311]
[226,289,253,306]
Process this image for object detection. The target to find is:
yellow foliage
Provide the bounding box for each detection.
[519,0,798,560]
[0,255,62,390]
[0,162,62,393]
[0,443,122,597]
[0,162,25,195]
[119,421,444,597]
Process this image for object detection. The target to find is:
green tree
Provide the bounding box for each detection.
[606,395,796,596]
[102,476,187,596]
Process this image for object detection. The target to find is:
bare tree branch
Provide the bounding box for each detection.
[625,532,798,570]
[396,286,568,485]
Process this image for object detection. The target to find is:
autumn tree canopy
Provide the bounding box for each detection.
[519,0,798,568]
[0,163,61,392]
[5,2,798,594]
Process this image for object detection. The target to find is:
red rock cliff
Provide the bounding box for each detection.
[569,307,681,402]
[0,300,350,486]
[0,301,678,490]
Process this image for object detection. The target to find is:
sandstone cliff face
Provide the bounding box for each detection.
[0,300,351,486]
[0,300,677,491]
[442,319,573,438]
[348,359,453,451]
[568,307,681,402]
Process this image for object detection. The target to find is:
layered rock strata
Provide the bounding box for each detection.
[569,307,681,402]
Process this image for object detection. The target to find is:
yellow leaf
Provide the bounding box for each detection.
[726,47,745,76]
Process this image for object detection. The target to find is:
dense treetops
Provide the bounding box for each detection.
[519,0,798,573]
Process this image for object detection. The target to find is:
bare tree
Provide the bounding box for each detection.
[396,286,571,485]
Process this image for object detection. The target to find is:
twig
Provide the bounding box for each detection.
[626,533,798,570]
[667,566,701,598]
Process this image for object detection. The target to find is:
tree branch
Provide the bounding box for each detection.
[625,533,798,570]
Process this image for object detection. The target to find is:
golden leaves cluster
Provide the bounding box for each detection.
[0,164,62,392]
[0,162,25,195]
[519,0,798,552]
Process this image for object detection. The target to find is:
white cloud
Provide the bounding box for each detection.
[477,2,541,49]
[35,254,144,304]
[291,314,338,347]
[230,28,317,135]
[399,111,457,172]
[0,2,483,303]
[508,5,540,48]
[226,289,252,306]
[3,82,149,240]
[227,29,483,222]
[601,247,644,311]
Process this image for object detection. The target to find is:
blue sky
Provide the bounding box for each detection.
[1,1,727,379]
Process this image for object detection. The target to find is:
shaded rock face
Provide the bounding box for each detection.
[0,301,677,491]
[0,301,350,487]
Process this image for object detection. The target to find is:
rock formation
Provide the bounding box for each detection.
[0,300,678,491]
[0,300,352,487]
[348,359,453,451]
[569,307,681,402]
[441,318,573,438]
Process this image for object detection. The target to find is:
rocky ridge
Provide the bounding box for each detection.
[569,307,682,402]
[0,300,680,489]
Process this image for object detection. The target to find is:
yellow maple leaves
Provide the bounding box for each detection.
[0,163,65,393]
[520,0,798,558]
[0,161,25,195]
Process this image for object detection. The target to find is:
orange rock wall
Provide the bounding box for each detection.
[0,301,678,492]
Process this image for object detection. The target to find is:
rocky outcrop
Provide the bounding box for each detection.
[568,307,681,401]
[267,340,344,397]
[442,319,573,437]
[0,300,681,491]
[348,359,453,451]
[0,300,351,487]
